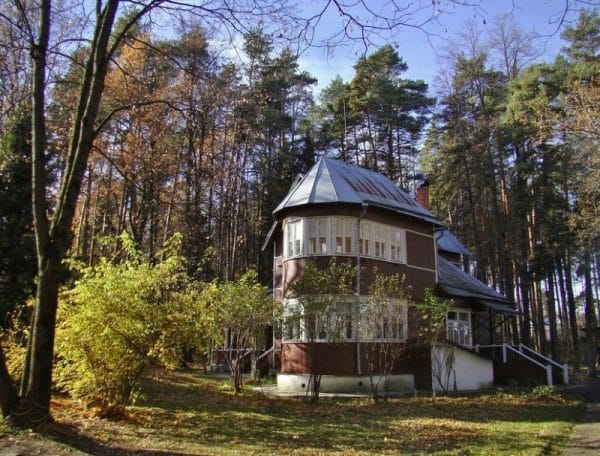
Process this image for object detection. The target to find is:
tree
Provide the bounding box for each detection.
[287,260,356,401]
[418,289,453,397]
[54,233,203,416]
[361,271,410,401]
[560,9,600,378]
[0,106,36,324]
[337,45,434,188]
[200,271,279,393]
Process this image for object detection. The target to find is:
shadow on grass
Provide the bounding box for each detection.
[39,369,585,455]
[43,421,197,456]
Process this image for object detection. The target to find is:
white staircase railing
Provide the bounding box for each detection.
[475,344,569,386]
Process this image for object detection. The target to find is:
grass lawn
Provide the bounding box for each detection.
[0,369,586,455]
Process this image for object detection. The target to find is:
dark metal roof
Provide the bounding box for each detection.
[435,229,471,256]
[437,256,514,311]
[273,157,443,226]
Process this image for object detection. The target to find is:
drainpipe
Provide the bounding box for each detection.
[356,203,368,376]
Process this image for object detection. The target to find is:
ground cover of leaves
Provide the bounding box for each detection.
[0,370,585,455]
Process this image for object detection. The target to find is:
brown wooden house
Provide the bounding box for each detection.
[262,157,567,393]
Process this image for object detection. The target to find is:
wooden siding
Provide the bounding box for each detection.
[281,341,432,390]
[279,256,435,301]
[405,230,436,270]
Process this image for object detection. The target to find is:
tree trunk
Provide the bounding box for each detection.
[21,250,60,421]
[22,0,123,422]
[564,254,580,367]
[582,252,598,378]
[545,269,559,362]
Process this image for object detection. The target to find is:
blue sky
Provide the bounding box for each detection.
[297,0,589,94]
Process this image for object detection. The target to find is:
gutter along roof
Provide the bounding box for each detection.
[273,157,443,226]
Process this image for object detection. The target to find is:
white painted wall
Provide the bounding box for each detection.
[277,373,414,394]
[432,345,494,392]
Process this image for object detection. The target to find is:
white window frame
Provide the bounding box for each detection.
[285,219,304,258]
[360,299,408,342]
[446,308,472,346]
[281,297,356,342]
[307,218,329,255]
[334,217,355,255]
[283,216,406,265]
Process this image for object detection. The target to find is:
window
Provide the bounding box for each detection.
[283,216,405,263]
[390,228,405,263]
[331,302,354,340]
[373,224,387,259]
[360,221,370,255]
[311,302,355,341]
[359,299,407,341]
[282,299,354,342]
[447,310,471,346]
[283,317,301,341]
[286,220,303,257]
[308,219,328,255]
[334,218,354,254]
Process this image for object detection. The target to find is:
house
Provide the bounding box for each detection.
[262,157,566,393]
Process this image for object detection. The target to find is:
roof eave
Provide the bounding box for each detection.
[273,200,444,227]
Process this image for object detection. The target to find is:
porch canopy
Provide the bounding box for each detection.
[437,256,517,315]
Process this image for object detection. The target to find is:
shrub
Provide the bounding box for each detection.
[54,233,204,415]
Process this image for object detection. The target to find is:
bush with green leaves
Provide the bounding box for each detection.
[287,260,356,401]
[199,271,279,394]
[54,233,204,414]
[361,271,411,400]
[418,288,453,396]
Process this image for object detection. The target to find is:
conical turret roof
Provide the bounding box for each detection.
[274,157,442,226]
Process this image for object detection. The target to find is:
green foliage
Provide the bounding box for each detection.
[287,259,356,400]
[54,233,204,413]
[0,106,36,324]
[418,288,452,345]
[198,270,279,393]
[288,260,356,342]
[527,385,565,402]
[0,304,31,386]
[361,271,411,400]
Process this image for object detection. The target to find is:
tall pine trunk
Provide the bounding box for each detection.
[582,252,598,378]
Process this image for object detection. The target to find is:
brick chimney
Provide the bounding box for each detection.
[416,180,430,209]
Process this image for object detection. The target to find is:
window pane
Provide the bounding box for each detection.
[319,220,327,253]
[335,219,344,253]
[345,220,353,253]
[345,236,352,253]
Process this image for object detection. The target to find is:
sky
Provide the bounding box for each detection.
[296,0,591,95]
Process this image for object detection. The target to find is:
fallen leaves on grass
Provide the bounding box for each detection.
[1,369,584,456]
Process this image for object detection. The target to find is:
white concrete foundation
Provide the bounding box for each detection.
[277,373,415,394]
[431,345,494,392]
